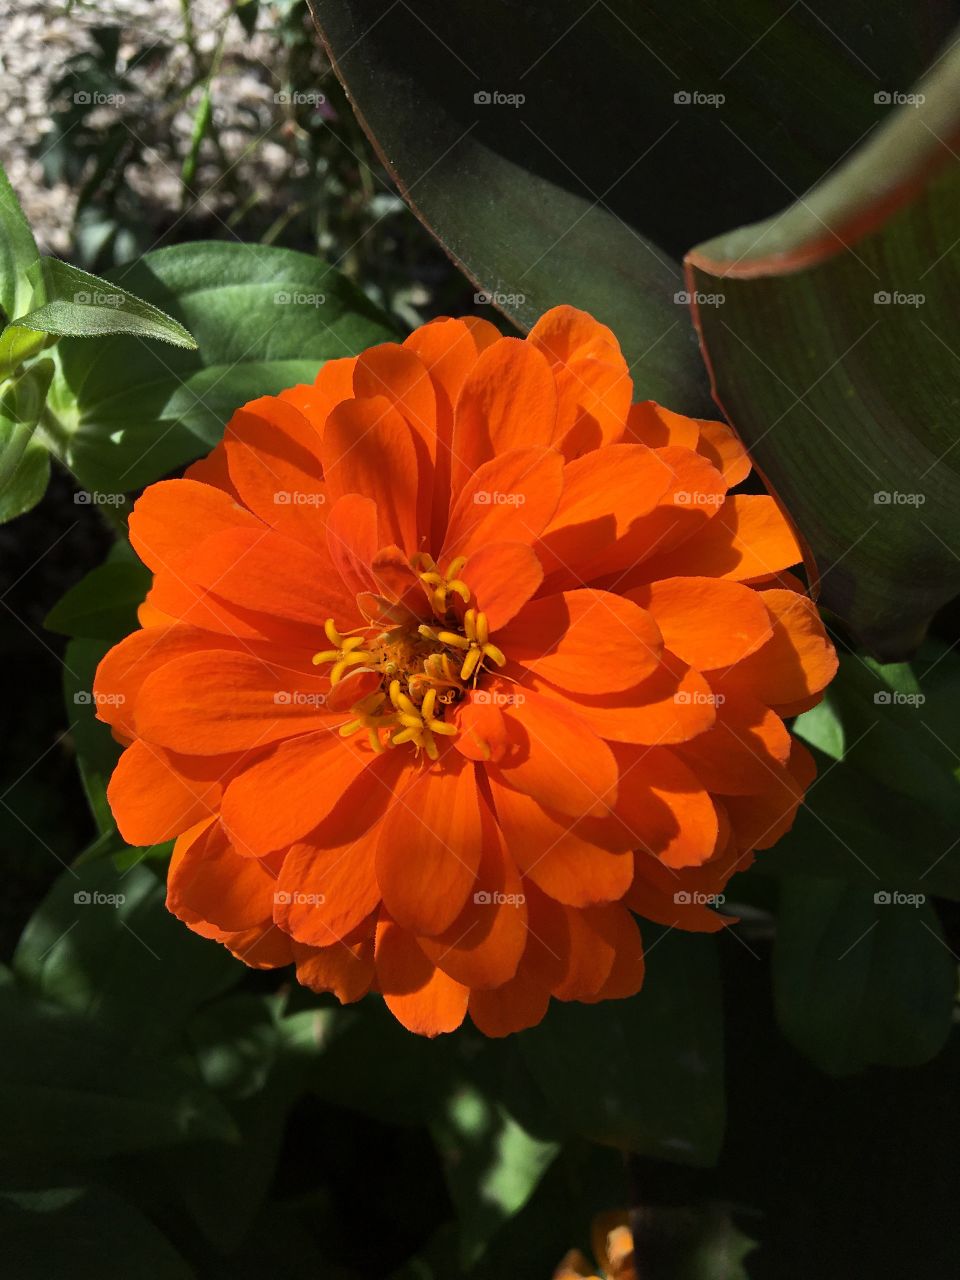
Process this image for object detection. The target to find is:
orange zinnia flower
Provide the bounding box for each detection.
[94,306,836,1037]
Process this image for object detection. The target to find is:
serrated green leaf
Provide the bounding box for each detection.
[0,160,42,320]
[13,257,197,348]
[47,241,395,493]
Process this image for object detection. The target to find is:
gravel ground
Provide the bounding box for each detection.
[0,0,316,256]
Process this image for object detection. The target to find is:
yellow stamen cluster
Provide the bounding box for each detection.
[311,556,507,759]
[413,552,470,614]
[418,609,506,682]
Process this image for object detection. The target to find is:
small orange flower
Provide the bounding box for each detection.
[94,306,836,1037]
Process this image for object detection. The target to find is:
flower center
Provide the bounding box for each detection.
[311,554,506,759]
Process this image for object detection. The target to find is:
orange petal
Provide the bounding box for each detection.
[108,739,222,845]
[442,446,565,560]
[547,898,618,1001]
[623,401,700,450]
[580,743,720,869]
[223,922,294,970]
[183,441,241,499]
[293,938,375,1003]
[534,444,674,583]
[221,730,378,856]
[280,355,358,436]
[222,396,327,543]
[183,525,354,632]
[468,965,552,1037]
[323,395,420,555]
[723,737,815,852]
[628,576,772,671]
[375,918,469,1036]
[554,652,718,745]
[676,691,791,795]
[638,494,802,583]
[134,650,335,753]
[489,775,633,906]
[463,541,544,630]
[128,478,262,575]
[499,589,662,693]
[527,305,632,454]
[584,904,645,1002]
[325,494,379,598]
[718,588,838,710]
[418,819,527,988]
[626,853,730,933]
[493,691,618,820]
[167,820,279,934]
[375,752,484,935]
[453,694,511,763]
[695,419,751,486]
[451,337,558,490]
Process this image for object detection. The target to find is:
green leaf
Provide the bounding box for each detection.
[13,257,197,348]
[47,241,395,493]
[0,160,42,320]
[769,650,960,899]
[312,1,954,408]
[431,1086,559,1267]
[686,40,960,656]
[0,984,237,1164]
[0,358,54,522]
[61,636,124,834]
[518,927,724,1164]
[0,1188,193,1280]
[772,875,955,1075]
[45,555,150,641]
[13,860,242,1053]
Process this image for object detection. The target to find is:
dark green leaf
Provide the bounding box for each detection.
[772,875,955,1074]
[48,241,395,492]
[14,257,197,348]
[431,1086,558,1266]
[0,358,54,521]
[45,557,150,640]
[13,861,242,1053]
[313,1,954,408]
[519,927,724,1163]
[0,1187,193,1280]
[686,42,960,655]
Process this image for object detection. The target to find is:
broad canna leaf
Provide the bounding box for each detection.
[686,40,960,656]
[311,0,954,411]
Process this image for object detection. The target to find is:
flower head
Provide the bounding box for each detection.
[94,306,836,1036]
